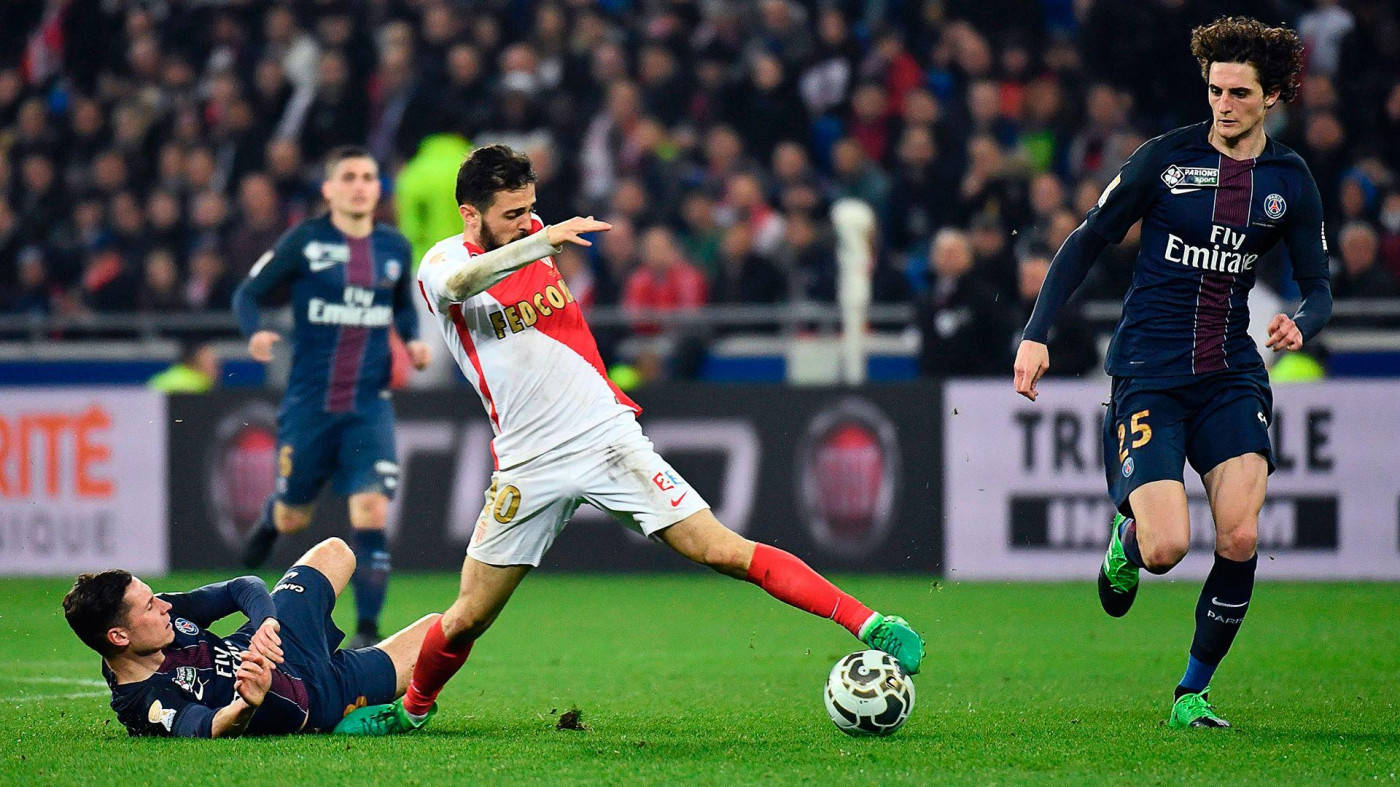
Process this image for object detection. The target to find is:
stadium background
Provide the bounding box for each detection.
[0,1,1397,781]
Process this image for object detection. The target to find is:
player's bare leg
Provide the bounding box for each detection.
[399,557,530,715]
[658,509,925,674]
[339,558,529,735]
[241,497,315,568]
[347,491,392,648]
[1099,479,1189,616]
[275,501,316,534]
[1170,453,1266,728]
[1128,480,1192,573]
[288,536,355,594]
[374,614,441,695]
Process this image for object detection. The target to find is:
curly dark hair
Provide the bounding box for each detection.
[63,570,134,655]
[454,144,536,210]
[1189,16,1304,103]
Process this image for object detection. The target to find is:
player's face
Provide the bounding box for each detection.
[475,184,537,251]
[1206,62,1278,143]
[321,156,381,219]
[113,578,174,654]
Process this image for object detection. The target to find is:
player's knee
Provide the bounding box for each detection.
[349,494,388,530]
[700,537,753,577]
[1216,522,1258,561]
[275,506,312,534]
[441,601,491,643]
[1142,538,1188,574]
[319,537,355,565]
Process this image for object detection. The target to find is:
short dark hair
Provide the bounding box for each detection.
[1189,16,1304,103]
[63,570,134,655]
[454,144,536,211]
[323,145,375,180]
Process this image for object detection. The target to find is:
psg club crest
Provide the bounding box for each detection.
[174,618,199,635]
[796,398,900,559]
[205,401,280,550]
[1264,193,1287,220]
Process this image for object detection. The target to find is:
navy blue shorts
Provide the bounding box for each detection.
[1103,367,1275,518]
[269,565,397,731]
[276,397,398,506]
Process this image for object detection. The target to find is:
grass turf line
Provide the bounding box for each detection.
[1,573,1396,784]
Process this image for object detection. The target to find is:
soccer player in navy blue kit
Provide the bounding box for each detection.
[62,538,437,737]
[1013,18,1331,728]
[233,146,432,649]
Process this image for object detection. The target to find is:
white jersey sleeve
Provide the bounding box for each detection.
[415,222,640,470]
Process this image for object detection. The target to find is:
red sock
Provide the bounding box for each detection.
[745,543,876,637]
[403,618,473,715]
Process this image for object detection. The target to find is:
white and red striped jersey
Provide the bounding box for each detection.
[417,216,640,469]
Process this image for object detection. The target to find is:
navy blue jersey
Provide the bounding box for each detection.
[1083,122,1329,377]
[234,216,418,413]
[101,578,310,737]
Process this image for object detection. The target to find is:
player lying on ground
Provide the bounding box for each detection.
[1013,17,1330,729]
[62,538,437,737]
[335,145,925,735]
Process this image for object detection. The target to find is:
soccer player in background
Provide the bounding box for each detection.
[1013,17,1331,728]
[62,538,438,737]
[233,146,433,648]
[338,145,925,734]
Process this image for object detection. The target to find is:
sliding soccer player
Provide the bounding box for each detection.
[340,144,925,734]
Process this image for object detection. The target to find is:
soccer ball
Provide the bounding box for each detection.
[823,649,915,736]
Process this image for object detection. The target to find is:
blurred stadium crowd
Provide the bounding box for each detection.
[2,0,1398,377]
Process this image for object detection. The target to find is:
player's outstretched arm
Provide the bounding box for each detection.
[428,217,611,302]
[388,245,433,369]
[1276,172,1333,350]
[1013,223,1107,401]
[234,231,306,358]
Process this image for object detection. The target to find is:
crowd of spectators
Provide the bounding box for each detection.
[2,0,1399,377]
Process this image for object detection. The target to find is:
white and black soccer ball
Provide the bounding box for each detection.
[823,649,915,736]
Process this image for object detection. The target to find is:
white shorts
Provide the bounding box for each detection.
[465,416,710,567]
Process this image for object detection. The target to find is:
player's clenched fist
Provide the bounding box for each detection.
[406,340,433,370]
[1013,340,1050,402]
[249,617,283,665]
[545,216,611,248]
[248,330,282,362]
[234,650,272,707]
[1264,312,1303,352]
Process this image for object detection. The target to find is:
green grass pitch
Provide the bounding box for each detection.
[1,572,1396,784]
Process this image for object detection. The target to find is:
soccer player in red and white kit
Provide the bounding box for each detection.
[337,145,924,734]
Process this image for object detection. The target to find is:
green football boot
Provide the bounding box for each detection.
[1168,688,1231,729]
[1097,513,1140,617]
[859,614,925,675]
[333,698,437,735]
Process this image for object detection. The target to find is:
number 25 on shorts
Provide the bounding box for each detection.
[1116,409,1152,463]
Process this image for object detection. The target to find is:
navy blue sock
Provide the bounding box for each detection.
[1179,552,1257,693]
[1118,517,1146,569]
[351,529,390,633]
[254,494,278,534]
